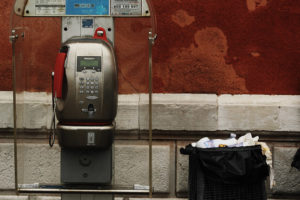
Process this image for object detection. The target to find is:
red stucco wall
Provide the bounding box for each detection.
[1,0,299,94]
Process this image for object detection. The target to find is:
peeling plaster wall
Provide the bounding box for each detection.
[151,0,300,94]
[1,0,300,94]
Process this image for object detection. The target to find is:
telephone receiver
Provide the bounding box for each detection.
[53,27,108,98]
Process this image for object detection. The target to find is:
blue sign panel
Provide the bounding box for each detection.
[66,0,109,15]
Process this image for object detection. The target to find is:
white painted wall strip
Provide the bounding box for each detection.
[0,92,299,131]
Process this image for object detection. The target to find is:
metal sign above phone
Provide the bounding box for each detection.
[15,0,150,17]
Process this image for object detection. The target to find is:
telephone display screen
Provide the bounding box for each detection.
[77,56,101,72]
[80,60,98,67]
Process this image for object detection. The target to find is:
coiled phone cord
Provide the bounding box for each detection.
[49,72,56,147]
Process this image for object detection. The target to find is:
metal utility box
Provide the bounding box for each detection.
[61,147,112,184]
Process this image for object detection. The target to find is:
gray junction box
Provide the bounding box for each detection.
[61,147,112,184]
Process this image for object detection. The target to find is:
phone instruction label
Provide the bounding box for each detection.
[111,0,142,15]
[35,0,66,15]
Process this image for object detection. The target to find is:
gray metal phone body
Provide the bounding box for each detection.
[56,37,117,124]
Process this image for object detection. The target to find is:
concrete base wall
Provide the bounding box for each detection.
[0,92,299,199]
[1,92,299,132]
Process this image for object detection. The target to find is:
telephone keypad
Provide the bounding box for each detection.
[78,75,100,97]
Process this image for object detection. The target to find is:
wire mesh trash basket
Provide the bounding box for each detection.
[180,145,269,200]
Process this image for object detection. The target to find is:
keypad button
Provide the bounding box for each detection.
[95,86,98,89]
[80,90,84,94]
[91,91,94,94]
[86,90,90,94]
[86,81,90,85]
[79,77,84,81]
[95,90,98,94]
[90,86,94,89]
[86,86,90,89]
[91,82,94,85]
[95,77,99,81]
[86,78,90,81]
[80,86,84,89]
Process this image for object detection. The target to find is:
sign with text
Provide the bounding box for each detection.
[111,0,142,16]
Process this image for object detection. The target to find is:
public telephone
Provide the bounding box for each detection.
[52,28,117,184]
[54,27,117,125]
[11,0,156,195]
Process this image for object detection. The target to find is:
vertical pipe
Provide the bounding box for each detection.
[11,29,19,194]
[148,31,153,198]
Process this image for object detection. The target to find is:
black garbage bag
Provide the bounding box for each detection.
[181,144,269,184]
[180,145,269,200]
[291,148,300,170]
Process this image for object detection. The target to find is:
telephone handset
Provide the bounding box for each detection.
[53,27,117,124]
[54,52,67,98]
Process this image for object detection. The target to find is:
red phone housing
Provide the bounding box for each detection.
[54,52,67,98]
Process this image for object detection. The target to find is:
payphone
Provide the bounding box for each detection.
[11,0,157,199]
[54,27,117,125]
[53,27,117,185]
